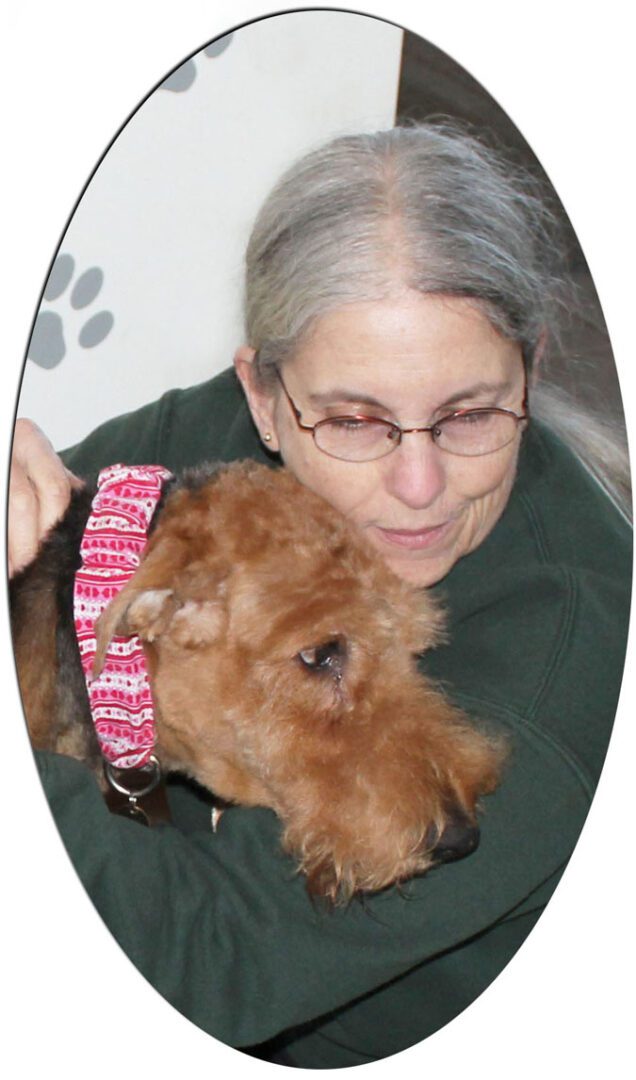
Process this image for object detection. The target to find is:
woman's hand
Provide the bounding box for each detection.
[8,419,82,578]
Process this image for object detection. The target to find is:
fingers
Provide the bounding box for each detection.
[8,419,82,577]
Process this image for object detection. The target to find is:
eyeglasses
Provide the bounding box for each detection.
[274,368,529,463]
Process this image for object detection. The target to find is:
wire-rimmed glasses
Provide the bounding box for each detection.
[274,368,528,463]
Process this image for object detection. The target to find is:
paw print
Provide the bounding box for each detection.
[28,253,115,370]
[161,33,234,93]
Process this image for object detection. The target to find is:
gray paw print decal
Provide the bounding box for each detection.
[29,254,114,369]
[161,33,234,93]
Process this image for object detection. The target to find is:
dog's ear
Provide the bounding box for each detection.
[93,584,226,676]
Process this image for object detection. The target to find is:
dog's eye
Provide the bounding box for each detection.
[297,638,346,676]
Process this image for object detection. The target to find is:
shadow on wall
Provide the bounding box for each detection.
[397,32,626,439]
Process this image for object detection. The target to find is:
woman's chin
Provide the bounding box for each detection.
[372,541,460,587]
[385,555,455,587]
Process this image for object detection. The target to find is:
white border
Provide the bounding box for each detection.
[2,3,633,1077]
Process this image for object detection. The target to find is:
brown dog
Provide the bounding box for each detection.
[10,460,504,901]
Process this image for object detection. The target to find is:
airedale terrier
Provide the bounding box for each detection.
[10,460,504,902]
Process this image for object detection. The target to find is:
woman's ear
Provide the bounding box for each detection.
[233,346,281,451]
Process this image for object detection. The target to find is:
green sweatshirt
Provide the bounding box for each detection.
[34,367,630,1067]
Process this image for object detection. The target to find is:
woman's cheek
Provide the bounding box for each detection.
[456,445,521,502]
[459,452,521,547]
[286,449,379,520]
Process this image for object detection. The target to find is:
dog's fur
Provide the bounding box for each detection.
[11,460,504,902]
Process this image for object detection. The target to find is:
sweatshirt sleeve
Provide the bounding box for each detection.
[36,708,591,1050]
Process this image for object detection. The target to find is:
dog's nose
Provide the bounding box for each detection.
[426,811,480,864]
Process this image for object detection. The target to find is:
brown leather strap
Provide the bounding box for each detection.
[102,759,172,827]
[104,781,172,826]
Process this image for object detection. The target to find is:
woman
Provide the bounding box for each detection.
[9,124,631,1067]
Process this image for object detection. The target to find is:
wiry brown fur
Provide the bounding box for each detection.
[11,460,505,902]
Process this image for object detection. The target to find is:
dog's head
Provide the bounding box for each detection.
[95,461,503,901]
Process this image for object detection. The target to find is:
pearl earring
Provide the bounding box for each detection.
[264,433,272,443]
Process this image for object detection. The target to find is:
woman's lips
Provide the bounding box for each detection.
[374,520,454,551]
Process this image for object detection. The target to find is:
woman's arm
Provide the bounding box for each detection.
[36,713,590,1052]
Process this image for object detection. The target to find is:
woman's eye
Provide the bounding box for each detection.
[450,410,494,426]
[329,417,370,432]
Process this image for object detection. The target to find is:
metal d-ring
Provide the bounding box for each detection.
[104,754,162,800]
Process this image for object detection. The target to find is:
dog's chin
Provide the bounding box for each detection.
[301,851,431,906]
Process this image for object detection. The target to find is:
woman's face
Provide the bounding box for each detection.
[236,291,526,586]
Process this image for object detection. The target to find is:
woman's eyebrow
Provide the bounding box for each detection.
[307,388,385,409]
[307,380,513,411]
[437,380,514,410]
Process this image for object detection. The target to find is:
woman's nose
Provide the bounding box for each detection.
[383,431,447,509]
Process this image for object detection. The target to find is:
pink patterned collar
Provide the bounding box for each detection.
[73,463,172,770]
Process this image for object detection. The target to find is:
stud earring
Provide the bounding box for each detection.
[264,432,272,443]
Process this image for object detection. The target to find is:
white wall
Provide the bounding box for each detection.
[17,10,402,450]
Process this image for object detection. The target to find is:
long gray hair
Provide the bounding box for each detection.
[244,122,631,521]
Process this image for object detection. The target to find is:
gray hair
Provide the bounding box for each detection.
[244,122,631,521]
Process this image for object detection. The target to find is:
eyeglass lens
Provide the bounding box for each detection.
[314,411,520,461]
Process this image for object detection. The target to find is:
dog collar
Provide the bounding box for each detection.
[73,463,172,770]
